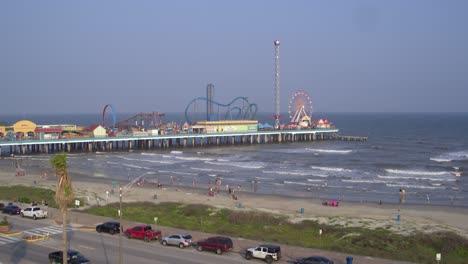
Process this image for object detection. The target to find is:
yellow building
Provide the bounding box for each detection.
[193,120,258,134]
[13,120,37,135]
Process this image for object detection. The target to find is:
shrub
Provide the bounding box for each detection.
[0,216,8,226]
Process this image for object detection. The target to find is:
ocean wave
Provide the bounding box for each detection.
[254,176,276,181]
[311,166,352,172]
[430,158,452,162]
[262,170,312,176]
[377,175,456,182]
[141,153,157,156]
[284,181,311,186]
[306,148,352,154]
[121,164,150,170]
[430,150,468,162]
[385,183,446,190]
[205,161,265,169]
[175,156,214,161]
[190,167,230,173]
[171,151,183,154]
[306,179,325,182]
[385,169,449,176]
[341,179,388,184]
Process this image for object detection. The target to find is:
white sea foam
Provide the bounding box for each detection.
[311,174,329,178]
[430,150,468,162]
[430,158,451,163]
[141,153,157,156]
[385,169,449,176]
[378,175,456,182]
[342,179,388,184]
[254,176,276,181]
[190,167,230,173]
[171,151,183,154]
[284,181,310,186]
[205,161,265,169]
[306,179,325,182]
[175,156,214,161]
[385,183,445,190]
[310,166,352,172]
[306,148,352,154]
[262,170,312,176]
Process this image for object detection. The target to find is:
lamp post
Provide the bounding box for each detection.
[119,185,122,264]
[118,171,155,264]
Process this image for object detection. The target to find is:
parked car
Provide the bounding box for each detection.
[287,256,334,264]
[96,221,120,235]
[20,206,48,220]
[160,233,192,248]
[245,244,281,263]
[48,250,90,264]
[124,225,161,242]
[2,205,21,215]
[195,236,233,255]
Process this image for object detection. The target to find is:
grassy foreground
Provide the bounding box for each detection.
[0,185,85,209]
[84,201,468,264]
[2,185,467,263]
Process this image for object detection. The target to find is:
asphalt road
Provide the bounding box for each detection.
[0,216,251,264]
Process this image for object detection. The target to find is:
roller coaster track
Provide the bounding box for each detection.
[185,96,257,125]
[115,112,165,130]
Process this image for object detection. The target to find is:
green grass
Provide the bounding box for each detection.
[2,185,467,263]
[84,201,468,264]
[0,185,85,208]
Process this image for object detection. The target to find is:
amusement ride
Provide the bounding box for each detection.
[288,89,313,127]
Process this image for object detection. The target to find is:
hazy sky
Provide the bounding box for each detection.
[1,1,467,115]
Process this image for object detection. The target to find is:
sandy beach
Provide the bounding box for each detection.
[1,164,468,239]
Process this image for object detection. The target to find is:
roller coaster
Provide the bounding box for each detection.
[102,104,164,131]
[184,96,258,125]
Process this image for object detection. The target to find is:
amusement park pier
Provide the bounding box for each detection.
[0,126,348,156]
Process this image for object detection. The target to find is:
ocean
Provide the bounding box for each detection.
[1,112,467,207]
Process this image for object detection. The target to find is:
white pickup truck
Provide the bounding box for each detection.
[20,206,48,220]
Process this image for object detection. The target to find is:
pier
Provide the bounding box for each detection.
[0,129,346,156]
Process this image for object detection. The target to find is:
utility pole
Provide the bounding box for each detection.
[119,185,123,264]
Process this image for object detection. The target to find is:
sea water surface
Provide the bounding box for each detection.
[1,112,467,206]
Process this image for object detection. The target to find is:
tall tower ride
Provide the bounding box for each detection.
[274,40,281,128]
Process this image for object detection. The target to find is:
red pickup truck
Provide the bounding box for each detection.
[124,225,162,242]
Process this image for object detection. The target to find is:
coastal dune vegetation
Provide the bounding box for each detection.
[85,201,468,264]
[2,185,468,263]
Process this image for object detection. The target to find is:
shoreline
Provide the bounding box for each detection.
[2,167,468,239]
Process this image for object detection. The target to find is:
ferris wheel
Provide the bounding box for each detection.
[288,89,313,124]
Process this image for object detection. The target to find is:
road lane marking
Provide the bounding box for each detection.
[0,235,21,246]
[23,225,73,236]
[79,245,96,250]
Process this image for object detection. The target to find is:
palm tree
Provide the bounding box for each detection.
[50,153,74,264]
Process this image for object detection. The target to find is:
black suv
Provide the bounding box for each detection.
[2,205,21,215]
[195,236,233,255]
[48,250,90,264]
[96,221,120,235]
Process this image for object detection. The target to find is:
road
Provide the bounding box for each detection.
[0,216,249,264]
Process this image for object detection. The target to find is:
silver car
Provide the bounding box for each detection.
[160,234,192,248]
